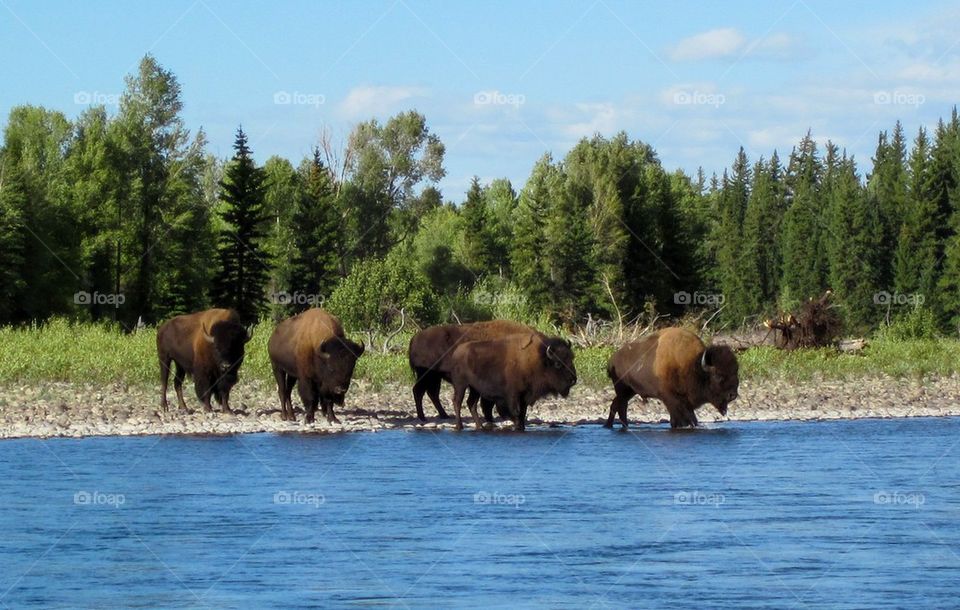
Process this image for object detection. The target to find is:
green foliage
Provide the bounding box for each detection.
[211,127,271,324]
[286,149,341,313]
[875,307,941,341]
[326,248,438,330]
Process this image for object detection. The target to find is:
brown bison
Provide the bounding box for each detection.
[157,308,252,413]
[448,333,577,431]
[268,308,364,423]
[605,327,739,429]
[408,320,537,421]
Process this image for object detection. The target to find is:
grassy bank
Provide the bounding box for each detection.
[0,319,957,389]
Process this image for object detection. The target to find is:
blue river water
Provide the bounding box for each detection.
[0,417,958,608]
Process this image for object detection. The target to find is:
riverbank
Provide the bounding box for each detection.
[2,374,959,439]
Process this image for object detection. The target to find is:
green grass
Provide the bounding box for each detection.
[1,319,958,390]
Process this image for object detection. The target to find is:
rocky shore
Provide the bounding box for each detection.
[2,375,960,439]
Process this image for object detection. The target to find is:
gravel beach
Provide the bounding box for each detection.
[2,375,960,439]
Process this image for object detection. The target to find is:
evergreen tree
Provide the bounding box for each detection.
[893,128,937,302]
[715,148,752,322]
[781,132,825,306]
[511,154,556,310]
[211,127,271,323]
[460,176,496,277]
[826,155,880,329]
[543,178,596,322]
[741,152,785,312]
[287,148,341,312]
[868,123,908,288]
[0,162,28,322]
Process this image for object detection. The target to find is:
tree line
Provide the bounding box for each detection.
[1,55,958,336]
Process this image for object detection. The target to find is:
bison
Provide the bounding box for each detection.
[157,308,252,413]
[408,320,537,421]
[268,308,364,424]
[448,333,577,431]
[605,327,739,429]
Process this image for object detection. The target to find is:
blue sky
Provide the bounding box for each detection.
[1,0,957,197]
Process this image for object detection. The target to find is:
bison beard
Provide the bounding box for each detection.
[157,308,252,413]
[448,334,577,432]
[605,327,739,430]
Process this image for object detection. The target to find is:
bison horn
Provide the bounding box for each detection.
[245,324,254,343]
[546,344,554,359]
[202,324,215,344]
[701,349,714,372]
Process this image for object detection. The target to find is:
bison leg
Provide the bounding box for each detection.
[298,381,317,424]
[273,366,292,421]
[664,396,696,429]
[322,398,340,424]
[424,373,449,419]
[465,389,484,430]
[605,382,635,429]
[283,375,297,421]
[159,355,172,411]
[451,383,467,431]
[173,363,188,411]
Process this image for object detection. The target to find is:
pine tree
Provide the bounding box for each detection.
[211,127,271,323]
[715,148,752,323]
[288,148,341,312]
[869,123,908,288]
[781,133,824,307]
[461,176,496,277]
[741,152,785,311]
[544,178,596,322]
[511,155,555,310]
[893,128,937,302]
[0,162,27,322]
[826,155,880,330]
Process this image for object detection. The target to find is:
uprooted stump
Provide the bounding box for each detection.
[764,290,843,350]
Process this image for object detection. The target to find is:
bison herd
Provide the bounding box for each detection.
[157,307,739,431]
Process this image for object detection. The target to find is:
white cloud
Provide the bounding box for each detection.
[557,102,620,139]
[668,28,806,62]
[669,28,745,61]
[338,85,428,119]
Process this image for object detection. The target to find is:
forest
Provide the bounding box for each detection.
[1,55,958,339]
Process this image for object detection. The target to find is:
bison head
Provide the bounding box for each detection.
[540,337,577,398]
[700,344,739,415]
[314,337,365,404]
[202,321,253,377]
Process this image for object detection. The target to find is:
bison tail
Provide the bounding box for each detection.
[606,360,617,382]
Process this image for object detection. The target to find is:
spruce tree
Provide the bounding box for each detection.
[511,155,556,310]
[288,148,341,312]
[893,128,937,302]
[211,127,271,323]
[544,179,596,322]
[0,162,27,322]
[826,155,880,330]
[781,133,824,306]
[461,176,496,277]
[715,149,752,323]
